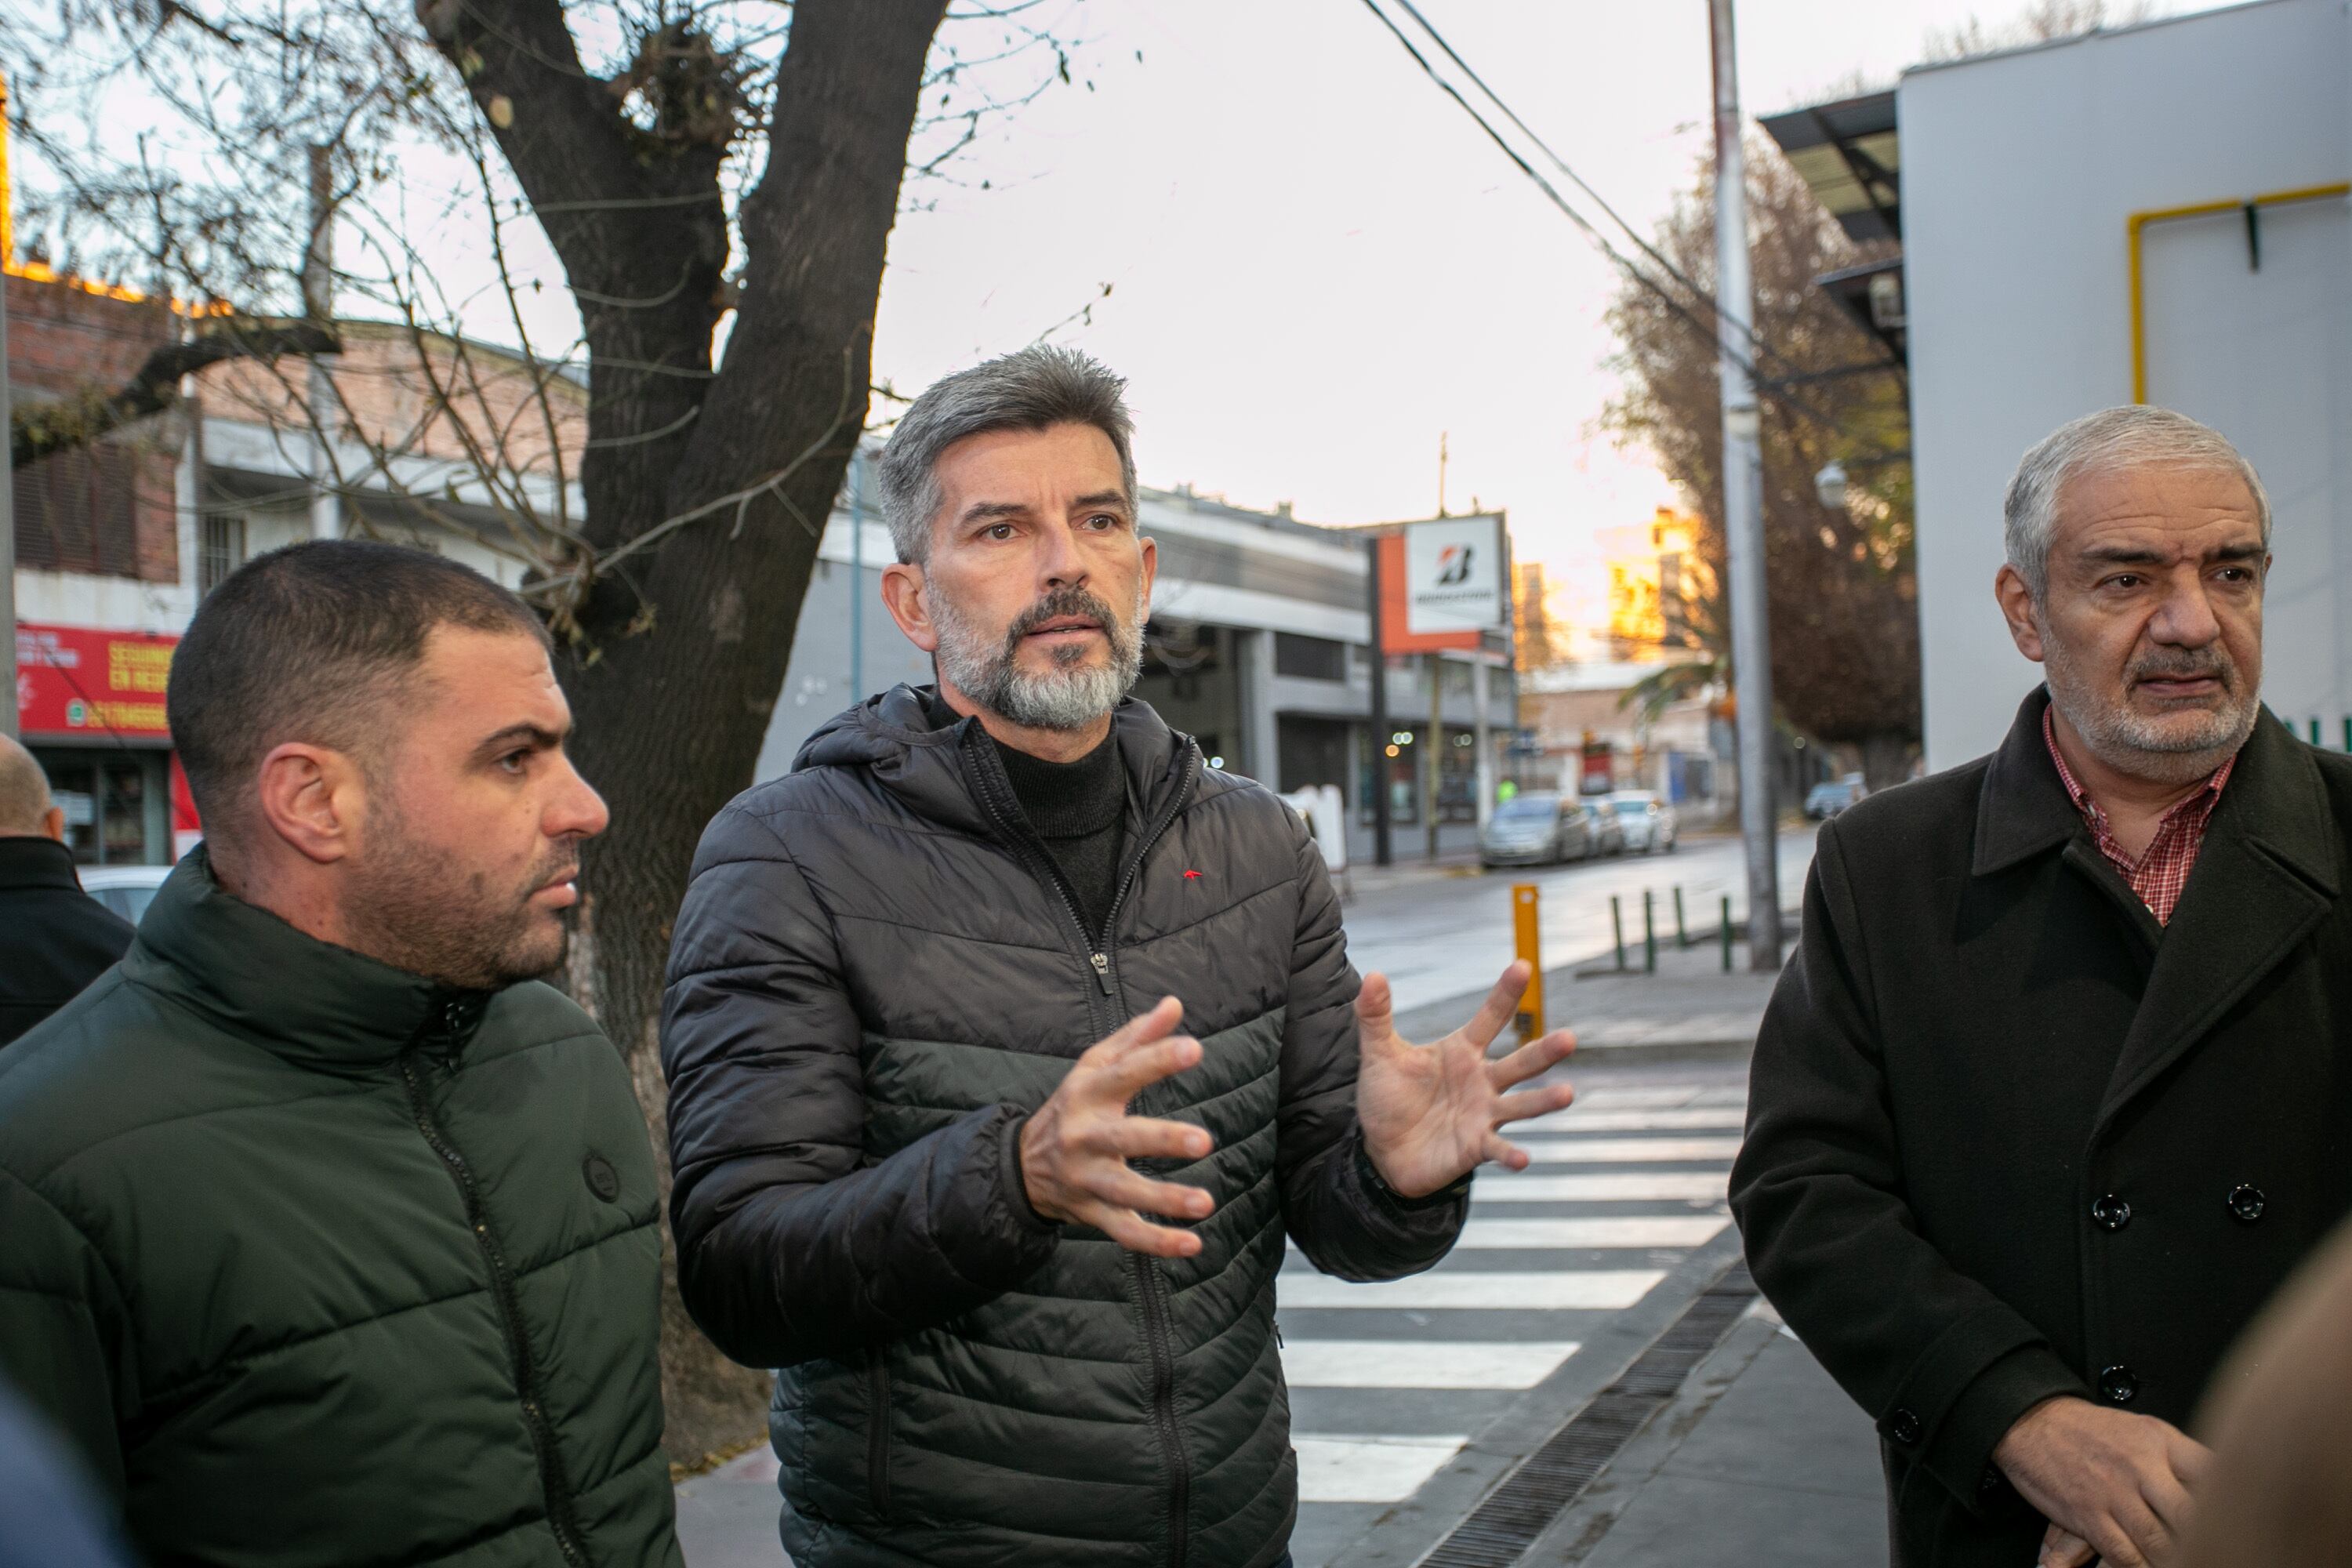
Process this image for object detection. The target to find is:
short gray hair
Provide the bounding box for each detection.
[2004,405,2271,600]
[0,734,55,835]
[877,345,1138,564]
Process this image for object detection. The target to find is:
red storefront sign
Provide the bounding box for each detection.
[15,622,177,741]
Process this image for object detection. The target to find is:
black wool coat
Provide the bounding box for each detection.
[0,837,132,1047]
[1732,690,2352,1568]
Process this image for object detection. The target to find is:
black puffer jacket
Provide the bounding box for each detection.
[662,686,1465,1568]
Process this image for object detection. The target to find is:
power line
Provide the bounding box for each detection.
[1358,0,1907,461]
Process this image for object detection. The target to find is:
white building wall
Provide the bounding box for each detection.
[1903,0,2352,767]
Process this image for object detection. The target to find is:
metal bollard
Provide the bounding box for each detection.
[1720,895,1733,972]
[1643,890,1657,975]
[1674,887,1688,949]
[1612,895,1626,971]
[1512,884,1544,1043]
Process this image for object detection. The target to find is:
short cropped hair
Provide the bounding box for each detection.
[877,345,1138,564]
[2004,405,2271,601]
[168,540,550,843]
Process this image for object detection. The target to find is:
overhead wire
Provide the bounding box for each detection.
[1356,0,1908,463]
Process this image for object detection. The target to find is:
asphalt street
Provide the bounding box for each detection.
[1334,828,1819,1014]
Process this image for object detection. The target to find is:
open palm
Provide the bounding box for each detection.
[1356,960,1578,1199]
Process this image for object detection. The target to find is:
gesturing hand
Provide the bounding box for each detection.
[1356,960,1577,1200]
[1018,996,1218,1258]
[1994,1396,2211,1567]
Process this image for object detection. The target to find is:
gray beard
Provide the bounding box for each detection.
[932,583,1146,732]
[2041,626,2259,787]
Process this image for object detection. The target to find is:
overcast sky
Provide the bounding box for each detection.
[869,0,2187,616]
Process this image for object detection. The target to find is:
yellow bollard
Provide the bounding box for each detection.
[1512,883,1544,1043]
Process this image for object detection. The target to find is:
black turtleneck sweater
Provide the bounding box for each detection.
[920,690,1127,935]
[994,732,1126,936]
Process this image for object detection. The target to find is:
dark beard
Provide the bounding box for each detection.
[343,808,575,990]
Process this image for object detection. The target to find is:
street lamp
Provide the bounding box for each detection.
[1813,459,1849,510]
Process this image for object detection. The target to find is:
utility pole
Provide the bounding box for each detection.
[303,145,339,541]
[0,71,17,740]
[848,445,866,701]
[1425,652,1443,861]
[1436,431,1449,517]
[1367,532,1392,867]
[1710,0,1781,969]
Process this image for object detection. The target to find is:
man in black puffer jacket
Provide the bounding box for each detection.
[662,347,1577,1568]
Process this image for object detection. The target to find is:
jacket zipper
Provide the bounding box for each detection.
[398,1045,590,1568]
[967,731,1201,1568]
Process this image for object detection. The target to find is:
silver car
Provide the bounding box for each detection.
[79,864,173,925]
[1479,791,1593,868]
[1606,791,1679,854]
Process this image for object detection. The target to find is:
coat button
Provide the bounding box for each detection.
[2227,1185,2267,1224]
[2090,1194,2131,1231]
[2098,1366,2139,1405]
[1886,1407,1922,1446]
[583,1154,621,1203]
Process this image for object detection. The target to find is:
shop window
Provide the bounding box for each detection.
[199,512,248,596]
[1274,633,1348,682]
[30,749,169,866]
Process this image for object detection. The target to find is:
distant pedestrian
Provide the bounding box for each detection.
[0,541,683,1567]
[662,346,1578,1568]
[0,734,133,1046]
[1733,405,2352,1568]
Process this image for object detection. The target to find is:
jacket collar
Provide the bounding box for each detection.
[120,846,492,1074]
[793,684,1192,840]
[0,835,85,894]
[1971,688,2085,877]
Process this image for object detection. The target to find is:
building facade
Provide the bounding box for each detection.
[1899,0,2352,765]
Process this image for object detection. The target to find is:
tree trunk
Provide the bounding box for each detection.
[429,0,951,1465]
[1858,731,1915,793]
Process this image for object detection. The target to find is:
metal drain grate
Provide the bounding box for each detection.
[1414,1262,1759,1568]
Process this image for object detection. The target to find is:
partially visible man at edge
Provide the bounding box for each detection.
[0,541,683,1567]
[1733,405,2352,1568]
[662,346,1578,1568]
[0,734,134,1047]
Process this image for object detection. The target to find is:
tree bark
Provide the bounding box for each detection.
[423,0,950,1464]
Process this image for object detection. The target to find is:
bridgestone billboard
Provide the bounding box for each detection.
[1403,514,1508,636]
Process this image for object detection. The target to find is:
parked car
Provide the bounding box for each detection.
[78,864,172,926]
[1803,775,1867,820]
[1479,791,1593,869]
[1606,791,1679,854]
[1577,792,1627,855]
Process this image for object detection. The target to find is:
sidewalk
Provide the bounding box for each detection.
[1389,915,1795,1060]
[1519,1302,1886,1566]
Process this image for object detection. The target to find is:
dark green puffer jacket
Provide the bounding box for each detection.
[0,851,681,1568]
[662,688,1468,1568]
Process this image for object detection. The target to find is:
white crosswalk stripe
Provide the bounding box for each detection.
[1469,1170,1730,1202]
[1511,1136,1742,1163]
[1282,1077,1744,1524]
[1281,1340,1581,1388]
[1280,1269,1666,1312]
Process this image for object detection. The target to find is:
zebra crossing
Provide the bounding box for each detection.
[1278,1074,1746,1563]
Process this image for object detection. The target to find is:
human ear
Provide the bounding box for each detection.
[253,742,361,866]
[40,804,66,844]
[1138,535,1158,619]
[1994,564,2047,664]
[881,562,941,655]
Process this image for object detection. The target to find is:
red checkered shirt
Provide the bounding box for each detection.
[2042,708,2234,926]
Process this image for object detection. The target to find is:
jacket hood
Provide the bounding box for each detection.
[792,683,1193,838]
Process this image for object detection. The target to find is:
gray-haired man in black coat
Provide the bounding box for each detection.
[0,735,132,1047]
[1733,405,2352,1568]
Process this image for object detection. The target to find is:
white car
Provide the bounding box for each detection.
[78,863,173,925]
[1605,792,1679,854]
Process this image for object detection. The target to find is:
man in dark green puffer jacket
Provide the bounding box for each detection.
[0,542,681,1568]
[663,348,1581,1568]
